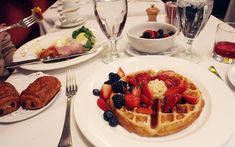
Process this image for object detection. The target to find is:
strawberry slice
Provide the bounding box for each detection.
[125,93,141,109]
[164,93,182,112]
[183,90,199,104]
[140,94,153,106]
[117,67,125,78]
[136,72,151,85]
[100,84,112,99]
[97,98,107,111]
[136,107,153,114]
[126,76,138,86]
[142,84,154,100]
[131,86,141,97]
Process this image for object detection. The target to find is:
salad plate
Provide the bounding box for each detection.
[13,27,107,71]
[73,56,235,147]
[0,72,61,123]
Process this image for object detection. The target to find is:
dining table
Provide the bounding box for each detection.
[1,0,235,147]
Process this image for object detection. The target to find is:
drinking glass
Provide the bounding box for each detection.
[93,0,128,63]
[176,0,214,63]
[213,22,235,64]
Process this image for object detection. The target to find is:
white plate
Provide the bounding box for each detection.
[228,66,235,86]
[0,72,61,123]
[73,56,235,147]
[55,17,87,28]
[13,28,107,71]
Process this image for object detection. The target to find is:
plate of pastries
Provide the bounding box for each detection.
[0,72,61,123]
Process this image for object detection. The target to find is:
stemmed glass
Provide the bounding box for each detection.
[176,0,214,63]
[93,0,128,63]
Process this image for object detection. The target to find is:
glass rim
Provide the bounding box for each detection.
[217,22,235,33]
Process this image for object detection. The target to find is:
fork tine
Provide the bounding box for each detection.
[22,15,34,21]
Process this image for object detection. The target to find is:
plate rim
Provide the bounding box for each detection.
[73,56,235,147]
[13,28,107,71]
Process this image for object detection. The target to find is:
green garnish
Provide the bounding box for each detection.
[72,26,96,50]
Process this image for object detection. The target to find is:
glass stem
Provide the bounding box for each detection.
[110,38,119,58]
[185,38,194,55]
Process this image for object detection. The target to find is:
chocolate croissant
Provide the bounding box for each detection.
[0,82,20,116]
[20,76,61,110]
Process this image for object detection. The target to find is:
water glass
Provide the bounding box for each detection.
[213,22,235,64]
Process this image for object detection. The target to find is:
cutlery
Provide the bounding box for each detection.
[5,50,96,69]
[58,70,78,147]
[208,66,223,80]
[0,15,37,33]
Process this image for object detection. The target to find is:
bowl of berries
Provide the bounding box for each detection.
[126,22,178,54]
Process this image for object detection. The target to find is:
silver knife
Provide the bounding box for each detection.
[5,50,96,69]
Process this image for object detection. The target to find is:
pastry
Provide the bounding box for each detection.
[0,82,20,116]
[20,76,61,110]
[107,69,204,136]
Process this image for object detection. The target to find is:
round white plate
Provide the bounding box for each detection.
[13,28,107,71]
[228,66,235,86]
[0,72,61,123]
[55,17,87,28]
[73,56,235,147]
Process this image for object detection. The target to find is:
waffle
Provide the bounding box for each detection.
[108,69,204,136]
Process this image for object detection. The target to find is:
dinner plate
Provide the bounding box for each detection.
[13,28,107,71]
[0,72,61,123]
[55,17,87,28]
[228,66,235,87]
[73,56,235,147]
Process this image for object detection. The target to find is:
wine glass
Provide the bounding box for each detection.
[93,0,128,63]
[176,0,214,63]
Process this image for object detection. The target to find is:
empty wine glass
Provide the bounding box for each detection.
[93,0,128,63]
[176,0,214,63]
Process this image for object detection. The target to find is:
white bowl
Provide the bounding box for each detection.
[126,22,178,54]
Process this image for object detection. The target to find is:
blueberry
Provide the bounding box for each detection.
[142,32,151,38]
[109,72,120,82]
[104,80,112,85]
[119,80,127,88]
[158,29,164,38]
[169,31,175,36]
[112,81,127,93]
[112,94,125,109]
[103,110,114,121]
[93,89,100,96]
[109,115,119,127]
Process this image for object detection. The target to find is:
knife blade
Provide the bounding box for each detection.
[5,50,96,69]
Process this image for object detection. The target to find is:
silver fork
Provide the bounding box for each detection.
[58,70,78,147]
[0,15,37,33]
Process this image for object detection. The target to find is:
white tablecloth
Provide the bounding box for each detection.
[1,1,235,147]
[39,0,164,34]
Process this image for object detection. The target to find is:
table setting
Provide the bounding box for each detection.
[1,0,235,147]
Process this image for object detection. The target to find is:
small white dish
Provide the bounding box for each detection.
[125,44,178,56]
[227,66,235,86]
[55,17,87,28]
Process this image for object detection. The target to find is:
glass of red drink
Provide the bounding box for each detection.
[213,22,235,64]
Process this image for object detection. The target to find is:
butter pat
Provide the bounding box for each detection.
[148,79,167,99]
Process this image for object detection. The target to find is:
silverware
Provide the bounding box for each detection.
[0,15,37,33]
[208,66,223,80]
[58,70,78,147]
[5,50,96,69]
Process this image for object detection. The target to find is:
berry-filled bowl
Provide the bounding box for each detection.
[126,22,178,54]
